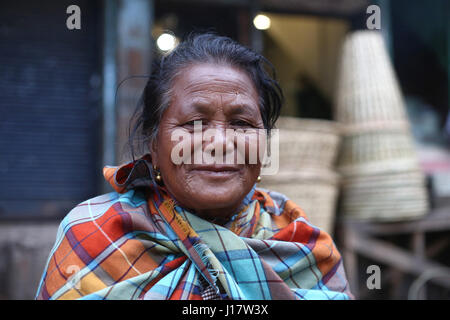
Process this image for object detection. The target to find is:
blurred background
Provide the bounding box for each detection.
[0,0,449,299]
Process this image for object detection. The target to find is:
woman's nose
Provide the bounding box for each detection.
[202,127,235,164]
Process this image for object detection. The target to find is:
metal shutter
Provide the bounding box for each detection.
[0,0,102,218]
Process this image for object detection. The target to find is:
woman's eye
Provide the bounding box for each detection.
[230,120,253,127]
[183,119,207,128]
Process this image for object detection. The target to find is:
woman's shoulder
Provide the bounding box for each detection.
[253,187,301,212]
[253,187,309,220]
[60,189,149,229]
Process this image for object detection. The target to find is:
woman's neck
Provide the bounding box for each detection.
[193,203,244,225]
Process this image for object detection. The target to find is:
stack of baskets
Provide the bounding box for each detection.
[259,116,342,234]
[334,30,429,221]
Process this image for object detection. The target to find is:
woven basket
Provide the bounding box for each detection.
[342,206,428,222]
[333,31,429,221]
[337,130,420,176]
[340,170,429,221]
[259,170,339,234]
[275,117,342,171]
[335,31,407,126]
[341,199,428,222]
[341,170,426,190]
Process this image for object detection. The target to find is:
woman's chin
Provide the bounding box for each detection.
[187,190,246,215]
[168,170,257,218]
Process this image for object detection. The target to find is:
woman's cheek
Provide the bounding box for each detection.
[235,129,265,165]
[167,129,194,165]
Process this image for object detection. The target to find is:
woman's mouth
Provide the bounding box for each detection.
[189,165,241,177]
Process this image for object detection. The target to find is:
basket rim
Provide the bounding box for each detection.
[261,169,340,185]
[275,116,342,134]
[338,120,411,136]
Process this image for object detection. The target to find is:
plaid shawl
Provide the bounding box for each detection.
[36,155,352,300]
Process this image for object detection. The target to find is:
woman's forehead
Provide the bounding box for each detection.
[174,63,257,96]
[169,63,260,114]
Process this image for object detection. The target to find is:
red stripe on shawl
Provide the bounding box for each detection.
[70,204,128,259]
[270,220,315,243]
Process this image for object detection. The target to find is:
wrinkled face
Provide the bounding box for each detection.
[151,63,264,220]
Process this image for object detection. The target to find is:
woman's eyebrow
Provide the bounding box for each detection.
[186,96,259,117]
[225,102,259,116]
[188,101,216,115]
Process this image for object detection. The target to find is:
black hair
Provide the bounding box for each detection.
[128,32,283,160]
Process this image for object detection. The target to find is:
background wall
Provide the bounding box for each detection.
[0,223,59,299]
[264,13,348,117]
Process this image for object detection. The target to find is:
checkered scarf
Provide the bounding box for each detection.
[36,155,352,300]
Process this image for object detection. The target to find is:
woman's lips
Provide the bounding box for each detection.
[189,165,241,177]
[191,165,240,172]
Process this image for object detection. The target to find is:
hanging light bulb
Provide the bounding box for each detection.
[156,33,177,52]
[253,14,271,30]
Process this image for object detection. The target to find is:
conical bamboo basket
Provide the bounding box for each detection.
[334,30,429,221]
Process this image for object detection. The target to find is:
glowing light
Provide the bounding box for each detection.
[156,33,177,51]
[253,14,271,30]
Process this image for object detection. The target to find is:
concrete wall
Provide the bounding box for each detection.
[116,0,154,164]
[0,222,59,300]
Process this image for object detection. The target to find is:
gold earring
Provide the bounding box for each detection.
[256,176,261,183]
[153,166,162,183]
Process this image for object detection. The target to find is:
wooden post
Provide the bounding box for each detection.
[342,227,360,298]
[412,231,426,299]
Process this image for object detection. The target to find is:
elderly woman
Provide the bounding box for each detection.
[36,34,352,300]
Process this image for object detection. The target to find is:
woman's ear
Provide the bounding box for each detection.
[149,138,158,167]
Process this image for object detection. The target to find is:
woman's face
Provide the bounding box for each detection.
[151,63,264,220]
